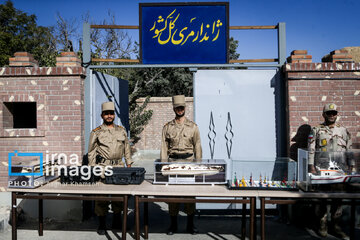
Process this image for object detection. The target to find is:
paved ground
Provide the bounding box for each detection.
[1,209,358,240]
[1,196,359,240]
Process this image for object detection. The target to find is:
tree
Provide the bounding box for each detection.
[54,12,78,52]
[0,0,57,66]
[85,11,134,60]
[129,96,153,144]
[229,37,240,60]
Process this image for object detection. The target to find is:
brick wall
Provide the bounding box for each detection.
[134,97,194,151]
[0,52,85,189]
[284,61,360,159]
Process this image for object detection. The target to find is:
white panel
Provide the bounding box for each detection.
[194,69,277,160]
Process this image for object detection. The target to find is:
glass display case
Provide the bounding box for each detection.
[227,158,298,190]
[297,149,360,191]
[153,159,227,184]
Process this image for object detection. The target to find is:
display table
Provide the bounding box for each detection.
[8,181,135,240]
[131,180,257,240]
[9,180,360,240]
[258,190,360,240]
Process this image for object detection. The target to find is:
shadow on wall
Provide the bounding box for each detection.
[290,124,312,161]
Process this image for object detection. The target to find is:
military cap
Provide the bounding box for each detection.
[323,103,337,113]
[102,101,115,112]
[172,95,185,108]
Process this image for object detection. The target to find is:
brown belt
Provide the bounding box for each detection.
[169,153,193,159]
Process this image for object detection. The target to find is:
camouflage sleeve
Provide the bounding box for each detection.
[193,126,202,159]
[87,131,98,166]
[346,129,352,150]
[308,127,317,165]
[160,125,169,161]
[346,129,354,167]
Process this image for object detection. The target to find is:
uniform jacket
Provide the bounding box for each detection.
[160,117,202,160]
[308,123,352,165]
[88,123,132,166]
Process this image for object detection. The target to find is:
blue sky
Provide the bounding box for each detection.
[7,0,360,62]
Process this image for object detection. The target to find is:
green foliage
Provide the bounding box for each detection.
[129,96,153,145]
[229,37,240,60]
[0,1,57,66]
[128,67,193,97]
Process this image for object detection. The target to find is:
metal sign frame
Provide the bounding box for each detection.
[83,21,286,69]
[82,4,287,150]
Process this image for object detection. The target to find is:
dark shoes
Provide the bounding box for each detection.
[97,216,106,235]
[186,225,199,235]
[167,216,178,235]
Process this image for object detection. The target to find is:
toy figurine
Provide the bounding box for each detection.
[241,176,247,187]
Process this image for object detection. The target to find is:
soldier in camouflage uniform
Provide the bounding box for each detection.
[308,103,353,240]
[161,95,202,235]
[88,101,133,235]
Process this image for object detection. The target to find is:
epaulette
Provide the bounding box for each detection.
[185,118,196,126]
[92,126,101,132]
[336,123,341,127]
[116,125,124,129]
[165,121,173,126]
[187,120,196,126]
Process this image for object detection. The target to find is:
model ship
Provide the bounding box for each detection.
[161,164,224,176]
[309,160,360,184]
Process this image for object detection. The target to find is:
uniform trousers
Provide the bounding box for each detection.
[95,199,123,217]
[314,184,344,228]
[168,202,195,216]
[166,156,196,216]
[94,159,124,217]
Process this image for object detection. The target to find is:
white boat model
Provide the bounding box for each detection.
[161,164,223,176]
[310,160,360,184]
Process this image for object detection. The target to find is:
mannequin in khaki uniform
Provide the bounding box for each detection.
[308,103,352,240]
[88,101,133,235]
[161,95,202,235]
